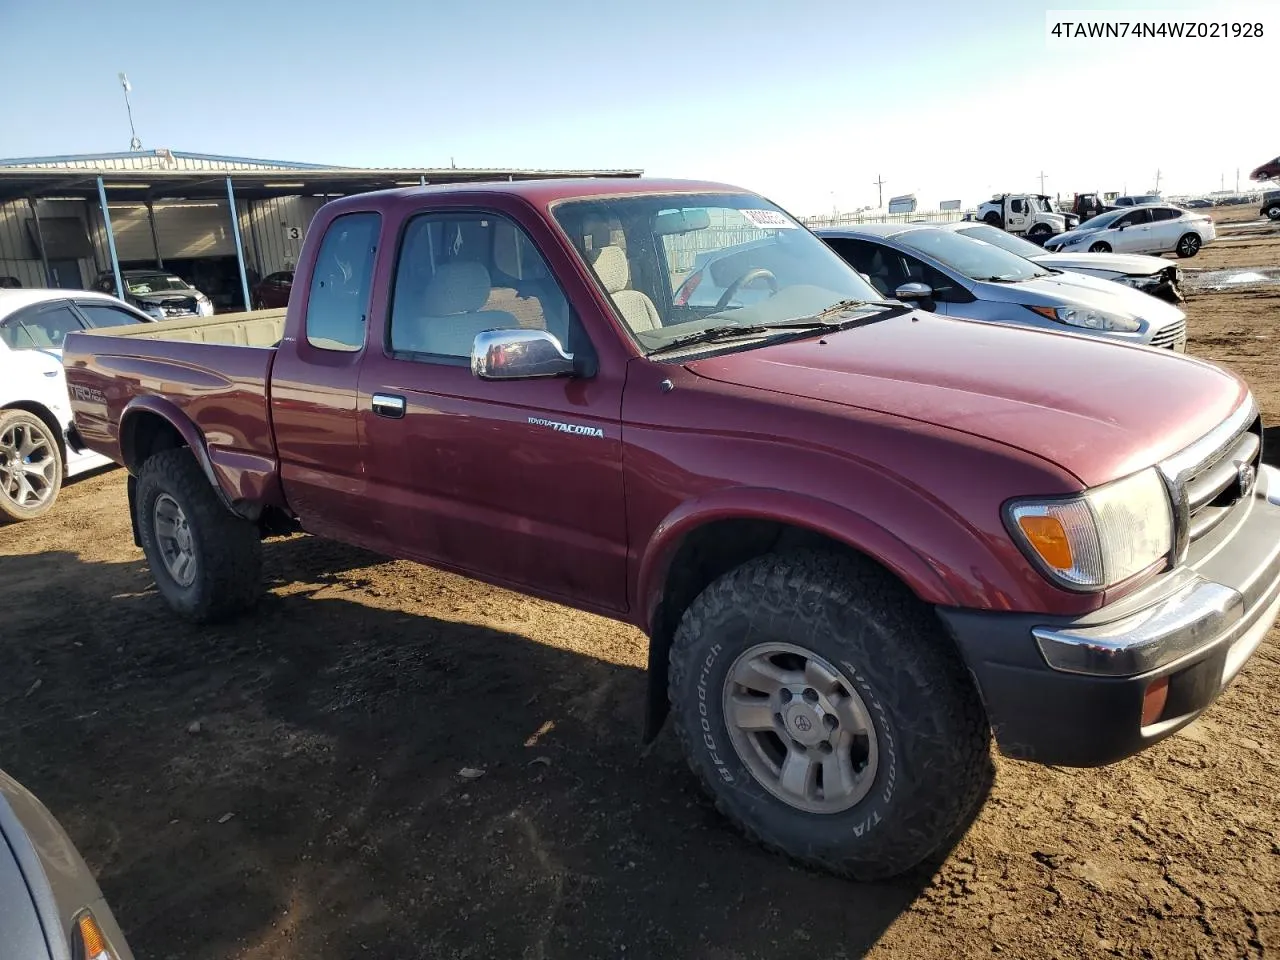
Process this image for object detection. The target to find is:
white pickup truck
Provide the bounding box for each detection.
[974,193,1079,243]
[0,289,154,521]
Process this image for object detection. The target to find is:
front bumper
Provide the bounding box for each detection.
[938,464,1280,767]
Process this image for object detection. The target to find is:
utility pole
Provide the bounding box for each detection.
[1038,171,1047,194]
[118,72,142,151]
[1154,168,1161,193]
[1236,168,1240,193]
[873,174,885,208]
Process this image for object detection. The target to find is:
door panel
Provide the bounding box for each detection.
[358,358,628,609]
[356,208,628,609]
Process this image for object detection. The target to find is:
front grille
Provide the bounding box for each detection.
[1150,318,1187,350]
[160,297,198,316]
[1161,402,1262,548]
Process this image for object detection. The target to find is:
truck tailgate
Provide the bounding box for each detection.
[63,310,286,507]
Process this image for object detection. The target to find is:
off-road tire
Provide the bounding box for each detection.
[668,549,991,881]
[135,447,262,623]
[0,409,64,523]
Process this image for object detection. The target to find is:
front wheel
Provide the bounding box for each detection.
[1176,232,1202,258]
[0,409,64,522]
[1028,225,1053,244]
[668,550,991,881]
[1266,204,1280,221]
[135,448,262,622]
[1089,241,1112,253]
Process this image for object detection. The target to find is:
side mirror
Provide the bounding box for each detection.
[472,328,575,380]
[895,282,933,301]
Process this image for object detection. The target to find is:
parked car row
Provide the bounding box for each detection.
[58,176,1280,887]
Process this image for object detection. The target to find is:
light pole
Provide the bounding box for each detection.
[119,72,142,151]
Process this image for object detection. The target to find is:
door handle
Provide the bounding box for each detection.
[371,393,406,419]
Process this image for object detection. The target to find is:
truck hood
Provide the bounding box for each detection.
[684,312,1245,487]
[1032,251,1172,278]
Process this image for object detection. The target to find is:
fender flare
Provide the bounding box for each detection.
[118,395,234,514]
[636,486,963,637]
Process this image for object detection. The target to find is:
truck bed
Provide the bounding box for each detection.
[62,309,286,506]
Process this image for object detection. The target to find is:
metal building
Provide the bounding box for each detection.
[0,149,642,310]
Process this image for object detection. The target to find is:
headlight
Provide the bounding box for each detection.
[1028,304,1142,332]
[1006,468,1173,590]
[196,294,214,317]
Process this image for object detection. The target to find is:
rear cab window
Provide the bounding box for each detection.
[306,212,381,352]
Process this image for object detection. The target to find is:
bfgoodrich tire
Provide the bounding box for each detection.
[668,550,990,881]
[135,448,262,623]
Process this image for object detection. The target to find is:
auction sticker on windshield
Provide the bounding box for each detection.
[740,208,798,229]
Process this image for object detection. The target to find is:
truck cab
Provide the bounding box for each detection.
[975,193,1077,242]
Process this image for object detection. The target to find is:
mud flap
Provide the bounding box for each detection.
[127,473,141,548]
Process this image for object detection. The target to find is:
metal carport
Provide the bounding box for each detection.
[0,163,642,309]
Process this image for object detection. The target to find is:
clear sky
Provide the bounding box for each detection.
[0,0,1273,216]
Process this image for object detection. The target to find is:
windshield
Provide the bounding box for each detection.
[953,223,1046,259]
[891,228,1050,282]
[552,193,882,355]
[1077,209,1125,230]
[124,275,190,294]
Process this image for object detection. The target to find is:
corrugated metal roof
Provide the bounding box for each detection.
[0,149,339,170]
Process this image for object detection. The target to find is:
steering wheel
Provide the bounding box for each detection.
[714,268,778,311]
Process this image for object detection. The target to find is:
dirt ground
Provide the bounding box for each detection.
[2,208,1279,960]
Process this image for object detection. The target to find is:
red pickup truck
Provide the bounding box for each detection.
[63,178,1280,881]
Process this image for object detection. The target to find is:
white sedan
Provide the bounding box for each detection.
[1043,204,1216,258]
[0,289,154,521]
[941,221,1184,303]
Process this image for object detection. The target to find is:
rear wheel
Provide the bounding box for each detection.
[1265,203,1280,221]
[1089,241,1112,253]
[0,409,63,523]
[135,448,262,622]
[1176,232,1202,258]
[982,212,1004,228]
[668,550,991,881]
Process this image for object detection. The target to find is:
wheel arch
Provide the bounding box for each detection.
[636,490,966,742]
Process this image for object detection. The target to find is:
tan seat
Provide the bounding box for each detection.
[589,245,662,333]
[396,261,518,357]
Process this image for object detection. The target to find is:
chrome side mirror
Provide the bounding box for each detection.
[471,328,575,380]
[894,282,933,301]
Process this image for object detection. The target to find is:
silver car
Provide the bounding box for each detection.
[0,770,135,960]
[814,223,1187,351]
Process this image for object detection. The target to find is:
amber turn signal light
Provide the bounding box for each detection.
[76,911,115,960]
[1016,514,1074,570]
[1141,676,1170,727]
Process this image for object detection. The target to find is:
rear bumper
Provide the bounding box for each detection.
[937,465,1280,767]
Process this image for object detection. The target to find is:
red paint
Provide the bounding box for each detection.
[63,178,1248,630]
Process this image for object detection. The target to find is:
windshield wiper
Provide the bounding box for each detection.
[647,300,902,356]
[648,321,829,355]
